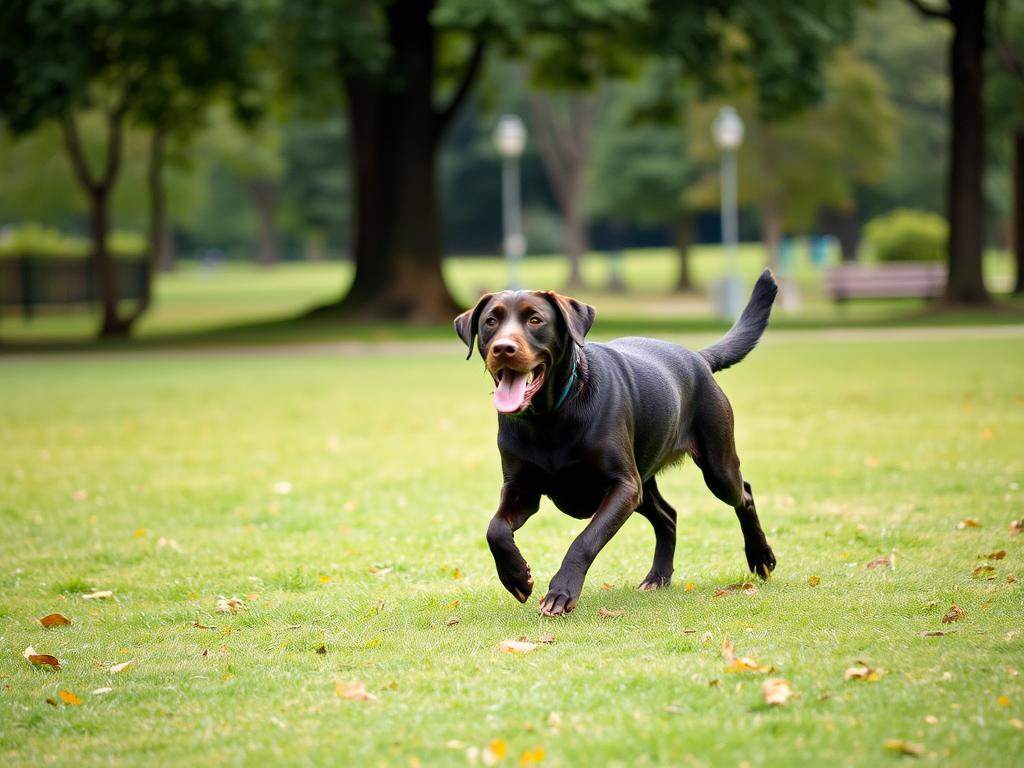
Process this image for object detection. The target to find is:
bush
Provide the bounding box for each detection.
[863,209,948,263]
[0,223,146,260]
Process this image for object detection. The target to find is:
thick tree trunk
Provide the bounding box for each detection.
[672,213,695,292]
[315,0,477,322]
[88,189,131,337]
[247,180,279,266]
[1014,129,1024,294]
[944,0,991,304]
[818,207,861,262]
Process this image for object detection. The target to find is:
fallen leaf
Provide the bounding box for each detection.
[451,568,463,580]
[942,604,966,624]
[82,590,113,600]
[133,528,147,538]
[884,739,924,757]
[448,599,460,609]
[215,596,245,613]
[808,575,821,587]
[1009,667,1019,677]
[921,631,953,637]
[319,575,332,584]
[59,690,81,705]
[45,697,58,706]
[597,607,624,618]
[316,644,327,655]
[1008,575,1017,584]
[336,680,377,701]
[368,565,392,577]
[193,622,216,630]
[979,550,1007,561]
[924,715,939,725]
[762,678,794,705]
[957,518,982,530]
[866,555,894,570]
[601,582,614,590]
[38,613,72,628]
[684,582,695,592]
[445,616,460,626]
[108,660,133,674]
[1010,519,1023,536]
[722,637,774,673]
[845,664,882,682]
[519,746,545,766]
[499,640,538,654]
[483,738,508,766]
[713,582,757,597]
[23,646,60,670]
[973,565,996,578]
[998,695,1010,707]
[535,635,556,644]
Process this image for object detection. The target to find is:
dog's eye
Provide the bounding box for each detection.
[527,316,543,326]
[484,316,498,327]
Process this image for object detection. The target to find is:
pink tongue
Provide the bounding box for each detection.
[494,371,528,413]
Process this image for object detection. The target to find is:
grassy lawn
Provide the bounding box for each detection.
[2,245,1021,347]
[1,332,1022,765]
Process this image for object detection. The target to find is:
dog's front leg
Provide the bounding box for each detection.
[487,483,541,603]
[539,478,641,616]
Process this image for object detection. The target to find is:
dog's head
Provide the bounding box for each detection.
[454,291,596,415]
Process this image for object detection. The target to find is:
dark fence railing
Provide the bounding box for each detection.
[0,257,150,317]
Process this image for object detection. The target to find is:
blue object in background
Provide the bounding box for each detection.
[810,235,829,266]
[780,236,795,273]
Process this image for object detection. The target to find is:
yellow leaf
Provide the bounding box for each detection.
[761,678,794,705]
[713,582,757,597]
[519,746,545,766]
[957,518,982,529]
[336,681,377,702]
[808,576,821,587]
[38,613,72,628]
[483,738,508,765]
[451,568,462,580]
[499,640,538,654]
[722,637,773,673]
[319,575,332,584]
[684,582,695,592]
[884,739,924,757]
[133,528,147,538]
[59,690,81,705]
[997,695,1010,707]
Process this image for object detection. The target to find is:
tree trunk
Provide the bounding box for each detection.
[145,126,167,300]
[672,212,695,292]
[762,196,783,269]
[818,207,860,262]
[1014,128,1024,294]
[563,175,587,290]
[314,0,479,322]
[944,0,991,304]
[247,180,279,266]
[88,188,131,337]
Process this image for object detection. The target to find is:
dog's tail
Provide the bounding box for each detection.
[699,269,778,373]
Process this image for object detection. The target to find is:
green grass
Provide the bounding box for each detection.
[1,333,1022,765]
[2,244,1021,348]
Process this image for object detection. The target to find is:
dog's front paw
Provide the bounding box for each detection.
[538,587,578,617]
[637,572,672,591]
[746,544,776,580]
[498,565,534,603]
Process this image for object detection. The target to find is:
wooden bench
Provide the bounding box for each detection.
[823,262,946,302]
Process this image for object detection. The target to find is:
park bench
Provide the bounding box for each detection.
[823,262,946,302]
[0,257,150,318]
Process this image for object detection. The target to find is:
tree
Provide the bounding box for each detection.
[905,0,992,304]
[281,0,855,322]
[587,65,699,291]
[0,0,263,337]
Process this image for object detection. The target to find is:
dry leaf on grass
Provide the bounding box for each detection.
[845,664,883,682]
[82,590,113,600]
[921,631,953,637]
[535,634,556,644]
[59,690,81,705]
[942,604,965,624]
[979,550,1007,561]
[722,637,774,673]
[23,646,60,670]
[597,607,625,618]
[998,695,1010,706]
[1010,519,1023,536]
[335,681,377,702]
[973,565,996,578]
[761,678,794,705]
[866,555,895,570]
[91,687,113,696]
[368,565,392,577]
[482,738,508,766]
[957,518,982,530]
[499,640,539,654]
[519,746,545,766]
[445,616,460,626]
[38,613,72,628]
[109,660,133,673]
[883,739,924,757]
[807,576,821,587]
[215,596,245,613]
[601,582,614,590]
[684,582,696,592]
[713,582,757,597]
[193,622,216,630]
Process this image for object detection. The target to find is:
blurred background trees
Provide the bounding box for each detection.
[1,0,1021,338]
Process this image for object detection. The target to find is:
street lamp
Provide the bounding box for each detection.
[712,105,745,321]
[493,114,527,290]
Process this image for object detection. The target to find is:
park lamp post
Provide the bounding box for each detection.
[712,105,745,321]
[494,114,527,290]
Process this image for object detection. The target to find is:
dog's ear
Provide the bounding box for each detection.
[454,293,495,360]
[542,292,596,348]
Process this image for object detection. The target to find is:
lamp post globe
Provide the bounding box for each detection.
[712,105,745,151]
[494,114,527,159]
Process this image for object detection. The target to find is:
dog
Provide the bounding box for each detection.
[454,269,778,616]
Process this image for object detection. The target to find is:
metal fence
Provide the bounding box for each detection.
[0,257,150,317]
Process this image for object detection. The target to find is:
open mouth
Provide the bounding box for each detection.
[493,365,545,414]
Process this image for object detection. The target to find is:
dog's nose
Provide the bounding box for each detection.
[492,338,518,357]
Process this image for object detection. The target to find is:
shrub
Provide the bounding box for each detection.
[0,223,146,260]
[863,209,948,263]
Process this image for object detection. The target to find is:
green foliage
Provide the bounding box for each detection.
[0,223,144,260]
[864,208,948,262]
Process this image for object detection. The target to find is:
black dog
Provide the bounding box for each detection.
[455,269,778,616]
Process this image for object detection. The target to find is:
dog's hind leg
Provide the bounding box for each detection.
[636,478,677,590]
[690,384,776,579]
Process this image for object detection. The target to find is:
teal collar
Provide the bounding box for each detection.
[551,347,579,412]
